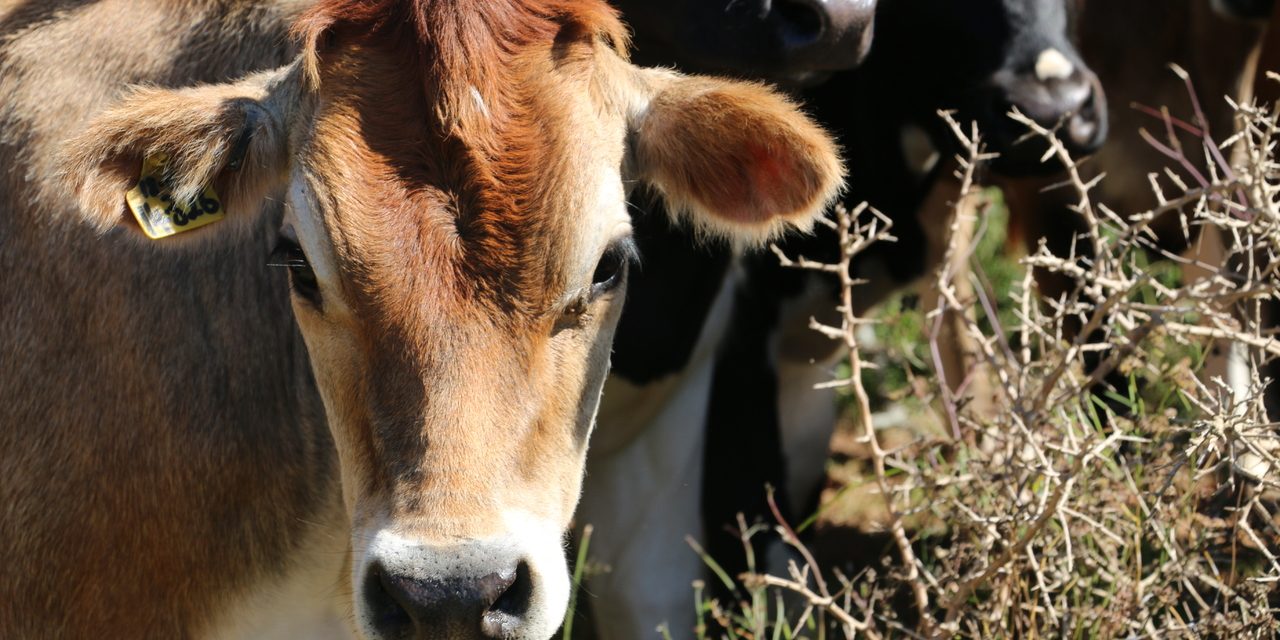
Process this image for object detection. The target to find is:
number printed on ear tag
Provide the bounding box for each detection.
[125,154,225,240]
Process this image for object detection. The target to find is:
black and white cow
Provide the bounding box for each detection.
[576,5,878,639]
[998,0,1274,422]
[612,0,877,84]
[701,0,1109,602]
[578,0,1107,638]
[707,0,1279,606]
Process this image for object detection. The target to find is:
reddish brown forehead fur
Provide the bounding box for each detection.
[292,0,628,317]
[295,0,628,100]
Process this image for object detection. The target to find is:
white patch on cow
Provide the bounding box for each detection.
[771,277,845,513]
[900,123,940,177]
[1235,448,1274,483]
[583,271,843,640]
[578,270,738,640]
[1226,341,1274,482]
[1035,48,1075,82]
[469,84,491,121]
[1227,339,1253,405]
[202,498,352,640]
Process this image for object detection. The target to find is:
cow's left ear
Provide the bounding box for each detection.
[59,67,295,243]
[628,71,844,243]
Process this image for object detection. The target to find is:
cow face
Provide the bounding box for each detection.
[613,0,877,84]
[60,2,842,638]
[876,0,1107,173]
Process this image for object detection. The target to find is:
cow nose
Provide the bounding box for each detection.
[363,559,534,639]
[997,48,1108,156]
[771,0,876,69]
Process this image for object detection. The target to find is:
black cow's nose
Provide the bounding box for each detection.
[771,0,876,69]
[364,560,534,639]
[997,48,1108,156]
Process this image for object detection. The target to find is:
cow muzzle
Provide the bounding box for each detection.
[358,527,569,640]
[770,0,877,71]
[985,48,1108,174]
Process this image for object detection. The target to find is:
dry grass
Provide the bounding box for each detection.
[697,81,1280,638]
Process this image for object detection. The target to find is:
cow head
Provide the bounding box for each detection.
[613,0,877,85]
[876,0,1107,174]
[59,1,842,638]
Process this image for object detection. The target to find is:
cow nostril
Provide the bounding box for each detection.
[768,0,874,69]
[364,562,416,637]
[1068,117,1098,149]
[491,561,532,617]
[774,0,826,47]
[363,558,532,639]
[1076,86,1097,120]
[1067,89,1104,150]
[482,561,534,637]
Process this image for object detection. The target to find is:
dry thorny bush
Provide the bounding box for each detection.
[701,74,1280,638]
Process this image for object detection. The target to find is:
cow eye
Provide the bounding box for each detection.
[589,239,636,299]
[268,235,321,307]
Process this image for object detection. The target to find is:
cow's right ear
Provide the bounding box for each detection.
[60,68,294,243]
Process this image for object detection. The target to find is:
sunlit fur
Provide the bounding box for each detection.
[4,0,842,637]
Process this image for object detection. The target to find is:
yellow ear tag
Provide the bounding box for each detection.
[125,154,225,240]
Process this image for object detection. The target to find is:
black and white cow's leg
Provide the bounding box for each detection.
[701,223,847,604]
[697,111,940,586]
[773,281,847,514]
[1264,298,1280,423]
[578,204,737,640]
[701,262,792,597]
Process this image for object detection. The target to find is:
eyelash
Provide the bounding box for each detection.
[590,239,636,297]
[267,235,322,308]
[562,239,637,320]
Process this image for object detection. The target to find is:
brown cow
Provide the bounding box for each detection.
[0,1,842,638]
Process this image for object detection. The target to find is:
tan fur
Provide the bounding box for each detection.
[0,3,322,638]
[0,1,841,637]
[630,71,845,244]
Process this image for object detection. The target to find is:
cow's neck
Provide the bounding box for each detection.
[0,3,341,637]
